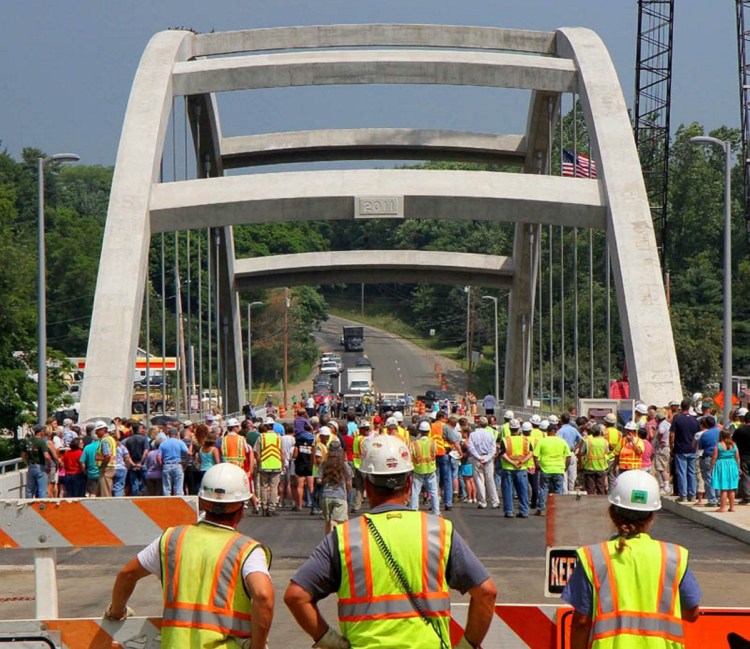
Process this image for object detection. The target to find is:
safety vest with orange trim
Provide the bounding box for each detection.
[410,436,437,474]
[395,425,410,444]
[159,522,270,648]
[352,434,368,470]
[576,534,687,649]
[258,432,282,471]
[430,421,447,456]
[336,510,452,648]
[94,434,117,467]
[582,436,610,471]
[501,435,531,471]
[221,433,247,468]
[617,437,644,471]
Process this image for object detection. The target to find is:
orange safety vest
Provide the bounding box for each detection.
[430,421,446,456]
[221,433,247,467]
[618,439,644,471]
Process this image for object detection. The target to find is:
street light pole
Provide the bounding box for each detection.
[37,153,80,425]
[247,301,263,404]
[690,136,732,425]
[482,295,499,403]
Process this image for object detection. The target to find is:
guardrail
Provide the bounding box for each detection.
[0,458,23,475]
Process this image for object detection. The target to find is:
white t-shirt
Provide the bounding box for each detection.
[137,521,269,580]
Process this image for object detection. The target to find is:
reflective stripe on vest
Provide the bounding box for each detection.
[353,435,364,469]
[430,422,446,456]
[259,433,282,471]
[501,435,530,471]
[336,511,451,647]
[583,436,609,471]
[579,536,686,648]
[221,433,246,467]
[618,440,643,470]
[94,435,117,467]
[160,523,269,644]
[606,427,621,460]
[411,437,436,474]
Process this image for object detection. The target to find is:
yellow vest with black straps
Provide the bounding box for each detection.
[258,432,282,471]
[501,435,531,471]
[576,534,687,649]
[411,436,436,474]
[336,511,452,649]
[159,522,271,648]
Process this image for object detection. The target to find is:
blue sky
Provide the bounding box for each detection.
[1,1,738,166]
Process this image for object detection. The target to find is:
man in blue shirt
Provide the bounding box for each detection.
[158,427,188,496]
[670,400,700,502]
[557,413,583,493]
[696,415,720,507]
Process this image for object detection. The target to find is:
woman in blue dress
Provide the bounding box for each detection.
[711,429,740,512]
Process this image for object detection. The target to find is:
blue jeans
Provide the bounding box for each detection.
[538,472,564,512]
[113,468,128,497]
[699,456,718,505]
[501,469,529,517]
[410,472,439,515]
[128,468,147,496]
[436,455,453,507]
[162,464,184,496]
[674,453,698,499]
[26,464,47,499]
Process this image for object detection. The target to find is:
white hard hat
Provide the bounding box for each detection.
[199,463,251,504]
[504,410,515,420]
[692,392,703,403]
[509,418,520,429]
[318,426,331,437]
[385,417,398,428]
[359,420,371,428]
[548,415,559,426]
[634,403,648,415]
[360,435,413,478]
[418,421,431,432]
[226,417,240,428]
[737,407,748,418]
[530,414,542,426]
[263,417,275,425]
[94,420,107,431]
[429,411,438,420]
[608,469,661,512]
[539,420,550,431]
[624,421,637,431]
[521,421,532,433]
[393,411,404,422]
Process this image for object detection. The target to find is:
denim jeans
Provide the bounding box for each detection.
[162,463,184,496]
[26,464,47,499]
[436,454,453,507]
[113,467,128,497]
[410,472,439,515]
[501,469,529,516]
[128,468,147,496]
[699,456,718,505]
[538,472,564,512]
[674,453,698,499]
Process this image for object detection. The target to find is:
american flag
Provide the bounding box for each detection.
[562,149,597,178]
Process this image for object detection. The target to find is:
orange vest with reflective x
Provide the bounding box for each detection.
[259,432,282,471]
[221,433,246,467]
[159,522,271,648]
[336,510,452,649]
[576,533,688,649]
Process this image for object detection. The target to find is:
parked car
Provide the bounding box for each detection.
[321,360,340,377]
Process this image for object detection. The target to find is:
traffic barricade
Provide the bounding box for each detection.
[0,496,198,648]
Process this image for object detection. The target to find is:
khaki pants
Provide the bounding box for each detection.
[98,466,116,497]
[259,471,281,511]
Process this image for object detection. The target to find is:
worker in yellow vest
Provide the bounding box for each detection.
[499,423,534,518]
[500,410,514,438]
[351,420,372,514]
[285,435,498,649]
[603,412,622,490]
[615,422,645,472]
[409,420,439,515]
[255,428,282,516]
[392,411,410,442]
[106,463,274,648]
[562,470,701,648]
[580,424,610,495]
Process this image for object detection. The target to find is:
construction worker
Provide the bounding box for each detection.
[579,424,610,495]
[351,420,372,514]
[105,463,274,648]
[500,410,514,438]
[431,410,460,511]
[284,434,498,649]
[221,418,250,469]
[409,420,439,516]
[533,420,571,516]
[562,470,701,648]
[499,420,534,518]
[615,422,644,472]
[603,412,622,490]
[392,411,410,443]
[255,424,283,516]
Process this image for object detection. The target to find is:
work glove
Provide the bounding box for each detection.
[103,603,134,621]
[313,626,350,649]
[455,636,477,649]
[238,638,269,649]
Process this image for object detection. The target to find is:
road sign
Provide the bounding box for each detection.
[545,547,578,597]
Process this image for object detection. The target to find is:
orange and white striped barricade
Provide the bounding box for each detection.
[0,496,198,620]
[450,603,562,648]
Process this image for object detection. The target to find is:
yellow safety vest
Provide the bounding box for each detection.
[582,436,610,472]
[576,534,687,649]
[336,511,452,649]
[313,441,329,477]
[353,435,366,470]
[605,427,621,460]
[94,434,117,467]
[221,433,247,467]
[501,435,531,471]
[258,432,282,471]
[396,425,410,444]
[411,437,436,474]
[159,522,270,648]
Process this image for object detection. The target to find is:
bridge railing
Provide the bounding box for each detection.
[0,458,23,474]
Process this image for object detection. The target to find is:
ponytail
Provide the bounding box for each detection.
[609,505,654,553]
